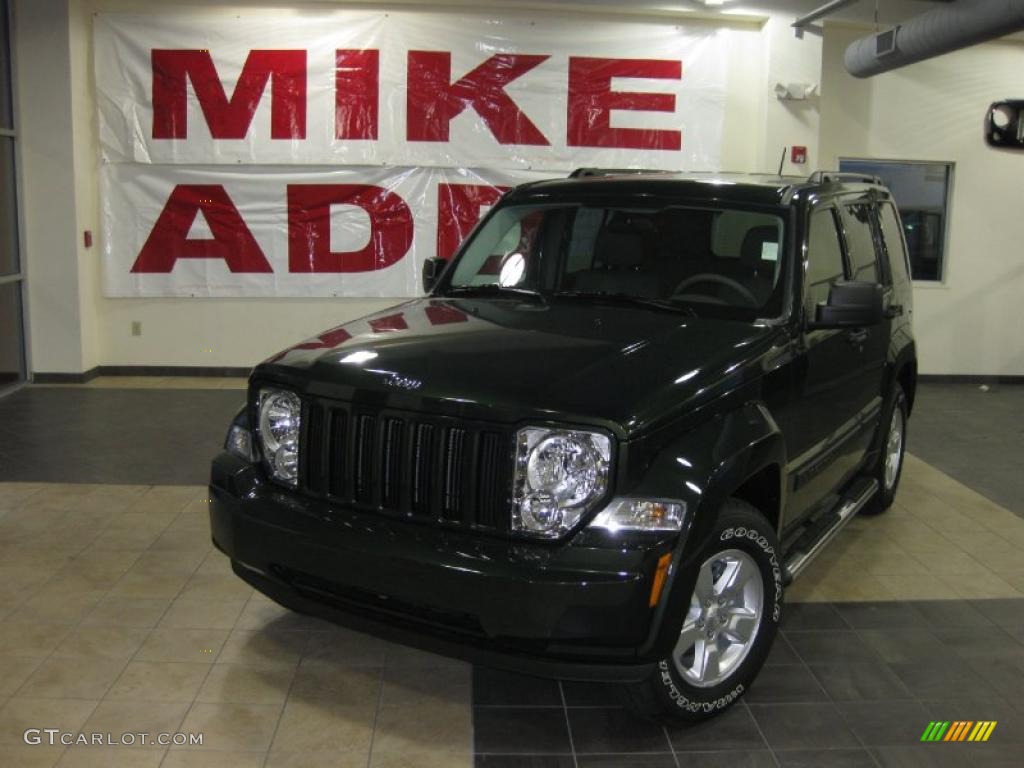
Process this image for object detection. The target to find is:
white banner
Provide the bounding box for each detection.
[101,164,549,297]
[95,9,732,297]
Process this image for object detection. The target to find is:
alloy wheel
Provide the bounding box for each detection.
[673,548,764,688]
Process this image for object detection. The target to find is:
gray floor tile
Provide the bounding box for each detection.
[808,662,912,701]
[836,700,932,747]
[576,756,677,768]
[748,701,861,750]
[0,388,242,485]
[474,707,572,754]
[745,664,829,703]
[780,603,851,631]
[665,704,767,751]
[909,601,996,629]
[909,382,1024,518]
[835,601,930,630]
[776,749,876,768]
[786,630,883,664]
[567,707,671,754]
[670,752,776,768]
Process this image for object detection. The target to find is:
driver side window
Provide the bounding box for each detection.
[805,208,847,317]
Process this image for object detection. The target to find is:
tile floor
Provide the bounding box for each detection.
[1,380,1022,766]
[0,483,472,768]
[0,388,246,485]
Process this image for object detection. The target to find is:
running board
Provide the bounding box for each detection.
[782,478,879,585]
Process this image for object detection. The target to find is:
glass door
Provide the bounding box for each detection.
[0,0,25,393]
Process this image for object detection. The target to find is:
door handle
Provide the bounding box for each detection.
[846,328,869,345]
[885,304,904,318]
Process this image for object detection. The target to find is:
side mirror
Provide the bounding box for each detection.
[422,258,447,294]
[812,280,883,329]
[986,100,1024,149]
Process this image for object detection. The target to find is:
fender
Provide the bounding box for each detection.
[629,401,786,660]
[867,339,917,462]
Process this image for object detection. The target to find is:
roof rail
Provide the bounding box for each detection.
[807,171,884,185]
[568,167,674,178]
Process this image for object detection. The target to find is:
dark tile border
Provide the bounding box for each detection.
[918,374,1024,385]
[32,365,251,383]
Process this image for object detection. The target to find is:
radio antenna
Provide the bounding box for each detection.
[777,147,786,176]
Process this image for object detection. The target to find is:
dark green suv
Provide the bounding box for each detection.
[210,170,916,720]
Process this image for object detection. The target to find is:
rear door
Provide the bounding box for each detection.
[837,198,890,430]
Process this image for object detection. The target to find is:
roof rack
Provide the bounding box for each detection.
[568,168,675,178]
[807,171,884,185]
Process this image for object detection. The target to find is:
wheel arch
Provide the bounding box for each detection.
[631,402,787,660]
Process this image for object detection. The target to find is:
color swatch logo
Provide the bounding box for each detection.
[921,721,997,742]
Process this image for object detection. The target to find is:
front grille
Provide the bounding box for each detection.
[299,401,514,533]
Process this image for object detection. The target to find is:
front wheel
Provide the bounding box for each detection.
[624,499,783,722]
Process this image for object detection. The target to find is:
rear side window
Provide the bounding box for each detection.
[877,202,911,287]
[805,208,846,314]
[840,203,881,282]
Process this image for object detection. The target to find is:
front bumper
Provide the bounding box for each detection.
[209,452,683,682]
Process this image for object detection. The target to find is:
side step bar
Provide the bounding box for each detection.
[782,478,879,585]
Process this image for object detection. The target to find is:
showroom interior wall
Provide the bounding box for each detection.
[15,0,823,376]
[819,24,1024,377]
[25,0,1020,377]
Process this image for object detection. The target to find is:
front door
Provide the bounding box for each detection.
[780,204,880,527]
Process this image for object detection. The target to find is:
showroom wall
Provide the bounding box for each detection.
[19,0,1021,377]
[819,24,1024,377]
[15,0,823,374]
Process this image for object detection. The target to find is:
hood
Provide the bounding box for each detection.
[258,298,780,435]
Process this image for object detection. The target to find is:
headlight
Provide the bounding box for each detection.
[257,388,301,485]
[513,427,611,537]
[589,498,687,533]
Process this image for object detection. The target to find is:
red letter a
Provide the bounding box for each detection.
[131,185,272,273]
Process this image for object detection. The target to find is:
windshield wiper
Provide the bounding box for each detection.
[444,285,548,304]
[553,291,696,316]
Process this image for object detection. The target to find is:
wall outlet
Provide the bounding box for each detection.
[131,321,142,337]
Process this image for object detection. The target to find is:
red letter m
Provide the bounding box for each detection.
[152,50,307,140]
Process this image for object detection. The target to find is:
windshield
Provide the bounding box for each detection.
[444,202,787,320]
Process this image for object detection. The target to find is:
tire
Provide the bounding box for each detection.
[862,384,908,516]
[624,499,783,722]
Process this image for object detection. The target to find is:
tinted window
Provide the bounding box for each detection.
[448,203,787,320]
[877,202,911,287]
[839,159,951,281]
[805,208,846,314]
[840,203,880,282]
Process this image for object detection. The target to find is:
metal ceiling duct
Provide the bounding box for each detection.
[844,0,1024,78]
